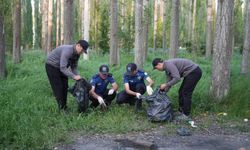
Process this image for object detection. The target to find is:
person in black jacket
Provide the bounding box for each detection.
[45,40,89,110]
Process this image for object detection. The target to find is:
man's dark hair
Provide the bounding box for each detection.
[152,58,163,69]
[77,40,89,54]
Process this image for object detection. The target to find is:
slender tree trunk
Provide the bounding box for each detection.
[121,0,125,31]
[134,0,143,69]
[169,0,179,58]
[80,0,84,39]
[0,16,6,78]
[13,0,21,63]
[83,0,90,60]
[42,0,48,52]
[56,0,60,47]
[162,0,167,51]
[60,0,64,44]
[205,0,214,58]
[31,0,36,48]
[47,0,53,54]
[241,0,250,75]
[110,0,119,66]
[153,0,158,51]
[191,0,197,53]
[187,0,192,41]
[211,0,234,100]
[142,0,149,63]
[64,0,74,44]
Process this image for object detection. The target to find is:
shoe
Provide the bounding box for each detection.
[175,113,192,122]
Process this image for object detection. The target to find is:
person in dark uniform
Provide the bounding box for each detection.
[116,63,154,110]
[45,40,89,110]
[152,58,202,120]
[89,65,118,108]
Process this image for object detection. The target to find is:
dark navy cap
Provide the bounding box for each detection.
[99,65,109,75]
[126,63,137,75]
[77,40,89,54]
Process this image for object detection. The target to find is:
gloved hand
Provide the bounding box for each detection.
[135,93,141,99]
[146,86,153,95]
[108,89,115,95]
[97,96,107,107]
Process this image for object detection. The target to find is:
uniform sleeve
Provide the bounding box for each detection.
[60,50,75,78]
[109,76,116,84]
[90,76,97,87]
[123,75,128,84]
[165,63,181,87]
[143,71,149,79]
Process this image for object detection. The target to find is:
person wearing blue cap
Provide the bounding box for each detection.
[45,39,89,110]
[89,65,118,108]
[116,63,154,110]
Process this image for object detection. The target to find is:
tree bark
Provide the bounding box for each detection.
[110,0,119,66]
[205,0,214,58]
[83,0,90,60]
[13,0,21,63]
[211,0,234,100]
[162,0,167,51]
[241,0,250,75]
[42,0,48,52]
[142,0,149,63]
[64,0,74,45]
[169,0,179,58]
[134,0,143,69]
[153,0,158,51]
[47,0,53,54]
[187,0,192,41]
[60,0,64,44]
[56,0,60,47]
[0,15,6,78]
[191,0,197,53]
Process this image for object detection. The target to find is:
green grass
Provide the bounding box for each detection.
[0,49,249,149]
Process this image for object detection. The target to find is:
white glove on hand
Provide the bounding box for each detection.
[97,96,106,107]
[146,86,153,95]
[136,93,141,99]
[108,89,115,95]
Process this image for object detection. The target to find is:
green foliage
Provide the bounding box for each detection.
[98,1,110,54]
[21,0,33,48]
[234,0,244,48]
[0,49,249,149]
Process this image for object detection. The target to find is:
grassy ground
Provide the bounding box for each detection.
[0,49,249,149]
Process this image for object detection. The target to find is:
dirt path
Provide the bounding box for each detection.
[56,115,250,150]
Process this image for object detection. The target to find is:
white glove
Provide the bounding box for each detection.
[97,96,106,107]
[136,93,141,99]
[108,89,115,95]
[146,86,153,95]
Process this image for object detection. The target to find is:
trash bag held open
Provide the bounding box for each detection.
[68,78,92,113]
[141,89,173,122]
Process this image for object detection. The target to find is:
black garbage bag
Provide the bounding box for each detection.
[68,78,92,113]
[141,89,173,122]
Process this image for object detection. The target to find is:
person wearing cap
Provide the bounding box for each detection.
[116,63,154,110]
[45,40,89,110]
[152,58,202,120]
[89,65,118,108]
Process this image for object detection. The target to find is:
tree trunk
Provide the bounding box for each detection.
[205,0,214,58]
[47,0,53,54]
[0,16,6,78]
[211,0,234,100]
[13,0,21,63]
[134,0,143,69]
[169,0,179,58]
[110,0,119,66]
[83,0,90,60]
[60,0,64,44]
[142,0,149,63]
[31,0,36,48]
[162,0,167,51]
[56,0,60,47]
[153,0,158,51]
[191,0,197,53]
[241,0,250,75]
[187,0,192,41]
[64,0,74,44]
[42,0,48,52]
